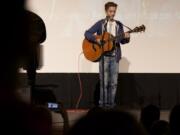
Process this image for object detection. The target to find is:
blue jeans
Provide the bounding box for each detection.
[99,55,119,108]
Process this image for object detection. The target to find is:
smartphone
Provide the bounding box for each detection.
[47,102,60,112]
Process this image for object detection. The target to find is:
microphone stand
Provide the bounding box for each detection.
[101,33,105,108]
[101,18,108,108]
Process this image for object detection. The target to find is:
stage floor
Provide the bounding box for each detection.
[52,109,170,135]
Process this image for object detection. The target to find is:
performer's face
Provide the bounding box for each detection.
[106,6,117,20]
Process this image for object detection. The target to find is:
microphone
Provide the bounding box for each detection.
[106,16,114,22]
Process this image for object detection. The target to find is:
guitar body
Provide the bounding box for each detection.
[82,24,146,62]
[82,32,114,62]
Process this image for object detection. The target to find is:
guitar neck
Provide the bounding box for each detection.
[108,25,145,42]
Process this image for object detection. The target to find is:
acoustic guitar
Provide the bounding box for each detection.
[82,25,146,62]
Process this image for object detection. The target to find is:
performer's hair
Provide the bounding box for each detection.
[105,2,118,11]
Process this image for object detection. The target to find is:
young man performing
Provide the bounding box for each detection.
[85,2,130,108]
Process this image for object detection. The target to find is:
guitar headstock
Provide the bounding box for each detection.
[130,25,146,33]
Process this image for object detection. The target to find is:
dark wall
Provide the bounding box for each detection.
[20,73,180,109]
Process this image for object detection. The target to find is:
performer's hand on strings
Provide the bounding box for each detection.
[96,39,102,45]
[96,39,105,46]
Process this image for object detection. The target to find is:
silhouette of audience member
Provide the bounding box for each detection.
[0,1,52,135]
[140,105,160,133]
[22,10,46,88]
[169,104,180,135]
[0,99,34,135]
[31,106,53,135]
[0,0,28,100]
[150,120,170,135]
[87,106,105,115]
[68,108,147,135]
